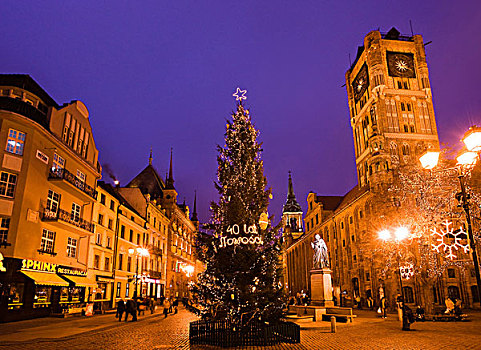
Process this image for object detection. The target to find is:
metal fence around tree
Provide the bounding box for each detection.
[189,319,300,347]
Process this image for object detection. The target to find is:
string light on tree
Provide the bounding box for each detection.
[430,220,469,260]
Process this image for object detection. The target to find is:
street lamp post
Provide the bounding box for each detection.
[419,126,481,305]
[378,227,411,331]
[128,247,150,298]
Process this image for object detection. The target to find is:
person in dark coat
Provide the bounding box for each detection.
[116,299,125,322]
[125,299,137,322]
[172,298,179,314]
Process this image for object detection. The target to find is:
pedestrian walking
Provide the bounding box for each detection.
[163,298,170,318]
[125,299,138,322]
[150,297,155,314]
[380,296,387,319]
[116,299,125,322]
[172,298,178,314]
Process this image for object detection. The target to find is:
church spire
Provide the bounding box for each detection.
[283,171,302,213]
[166,148,175,189]
[191,190,198,222]
[149,147,152,165]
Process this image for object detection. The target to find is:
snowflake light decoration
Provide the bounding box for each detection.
[399,263,414,280]
[430,220,469,260]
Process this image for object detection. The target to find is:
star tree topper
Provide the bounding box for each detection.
[233,87,247,101]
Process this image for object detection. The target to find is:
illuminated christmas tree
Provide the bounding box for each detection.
[193,89,285,324]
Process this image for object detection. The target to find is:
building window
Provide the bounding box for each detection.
[129,229,134,242]
[94,254,100,269]
[366,272,370,281]
[403,286,414,303]
[127,256,132,272]
[98,213,104,226]
[0,172,17,198]
[349,216,353,224]
[106,236,111,248]
[52,153,65,172]
[120,225,125,239]
[137,233,140,245]
[351,235,355,242]
[385,99,400,132]
[353,254,357,262]
[108,218,113,230]
[0,218,10,243]
[67,237,77,258]
[447,268,455,278]
[105,257,110,271]
[125,283,130,298]
[71,203,81,222]
[40,229,55,253]
[118,254,123,270]
[46,190,61,214]
[110,200,115,211]
[116,282,121,298]
[76,170,86,186]
[342,239,346,247]
[359,210,363,219]
[6,129,26,155]
[96,233,102,245]
[100,193,106,205]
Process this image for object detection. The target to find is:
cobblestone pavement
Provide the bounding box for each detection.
[1,308,481,349]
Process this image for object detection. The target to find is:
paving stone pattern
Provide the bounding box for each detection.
[0,308,480,349]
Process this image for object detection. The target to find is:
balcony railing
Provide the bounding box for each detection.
[48,168,97,199]
[42,208,95,233]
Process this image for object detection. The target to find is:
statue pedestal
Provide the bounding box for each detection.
[310,268,334,307]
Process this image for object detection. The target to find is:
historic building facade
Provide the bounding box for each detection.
[0,75,101,321]
[0,75,201,321]
[284,28,480,311]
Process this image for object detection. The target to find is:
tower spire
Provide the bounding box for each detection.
[283,171,302,213]
[149,147,152,165]
[192,190,198,222]
[166,148,175,189]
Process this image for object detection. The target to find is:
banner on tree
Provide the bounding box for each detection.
[219,224,264,248]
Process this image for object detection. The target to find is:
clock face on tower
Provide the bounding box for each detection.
[352,64,369,102]
[387,52,416,78]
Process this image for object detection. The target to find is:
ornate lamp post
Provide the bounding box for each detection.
[128,247,150,298]
[378,227,412,331]
[419,126,481,306]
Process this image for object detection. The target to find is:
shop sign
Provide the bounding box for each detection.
[0,253,6,272]
[96,275,113,283]
[22,259,57,273]
[57,266,87,276]
[21,258,87,276]
[36,150,49,164]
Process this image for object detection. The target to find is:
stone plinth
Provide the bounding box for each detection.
[310,268,334,307]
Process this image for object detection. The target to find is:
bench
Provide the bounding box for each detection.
[430,313,469,322]
[322,307,357,323]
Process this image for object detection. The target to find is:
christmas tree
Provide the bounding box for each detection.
[193,90,285,324]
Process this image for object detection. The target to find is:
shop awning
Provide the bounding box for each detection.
[61,275,97,287]
[21,271,69,287]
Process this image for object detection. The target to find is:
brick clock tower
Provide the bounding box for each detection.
[345,27,440,188]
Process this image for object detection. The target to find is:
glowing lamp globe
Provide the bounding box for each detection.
[128,248,134,254]
[419,151,440,170]
[259,212,269,230]
[394,227,409,241]
[462,126,481,152]
[378,229,391,241]
[456,151,478,166]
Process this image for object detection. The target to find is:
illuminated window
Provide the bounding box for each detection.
[6,129,25,155]
[40,229,55,253]
[71,203,81,222]
[0,172,17,198]
[67,237,77,257]
[52,153,65,173]
[0,218,10,243]
[76,170,86,186]
[116,282,121,298]
[125,283,130,298]
[46,190,60,214]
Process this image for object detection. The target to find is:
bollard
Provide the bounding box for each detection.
[330,316,336,333]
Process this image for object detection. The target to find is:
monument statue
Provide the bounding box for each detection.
[311,234,329,269]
